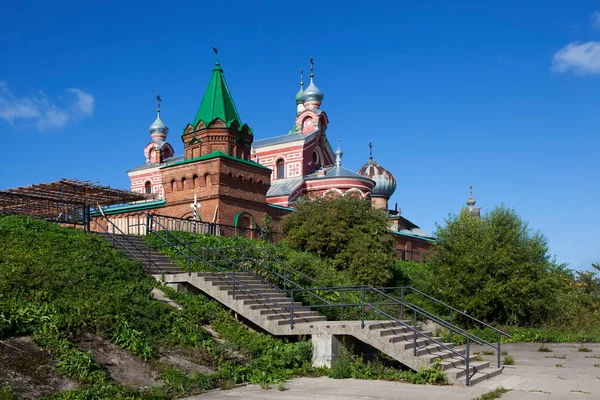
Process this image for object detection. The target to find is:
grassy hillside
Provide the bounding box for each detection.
[0,216,316,398]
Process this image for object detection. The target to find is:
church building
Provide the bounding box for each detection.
[122,59,434,258]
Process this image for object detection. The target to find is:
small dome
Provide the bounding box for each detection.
[357,158,396,199]
[149,113,169,136]
[295,87,304,105]
[301,78,324,105]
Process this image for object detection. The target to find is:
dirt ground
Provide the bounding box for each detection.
[0,336,75,399]
[1,333,215,398]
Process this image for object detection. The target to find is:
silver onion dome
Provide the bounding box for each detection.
[149,114,169,136]
[301,77,324,104]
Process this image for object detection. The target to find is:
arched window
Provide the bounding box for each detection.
[192,174,199,189]
[144,181,152,194]
[181,177,187,190]
[204,173,211,186]
[276,159,285,179]
[170,179,176,192]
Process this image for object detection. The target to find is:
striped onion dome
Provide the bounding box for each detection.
[357,156,396,199]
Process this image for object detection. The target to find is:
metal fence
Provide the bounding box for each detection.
[104,212,283,242]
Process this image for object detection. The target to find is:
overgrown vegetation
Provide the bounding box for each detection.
[326,345,446,385]
[393,205,600,341]
[281,195,397,286]
[0,215,317,398]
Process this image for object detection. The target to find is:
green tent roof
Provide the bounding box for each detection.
[192,61,244,130]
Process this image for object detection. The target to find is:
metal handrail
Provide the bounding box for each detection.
[241,243,333,293]
[148,217,298,314]
[90,217,163,273]
[405,303,488,347]
[405,286,511,337]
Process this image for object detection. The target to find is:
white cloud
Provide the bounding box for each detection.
[0,82,94,130]
[592,11,600,30]
[552,41,600,74]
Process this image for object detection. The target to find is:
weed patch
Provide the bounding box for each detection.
[473,386,510,400]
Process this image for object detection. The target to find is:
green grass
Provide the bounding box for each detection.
[502,355,515,365]
[0,216,314,397]
[555,363,564,368]
[538,345,552,352]
[578,346,593,353]
[473,386,510,400]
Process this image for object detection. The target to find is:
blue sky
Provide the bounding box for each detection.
[1,1,599,271]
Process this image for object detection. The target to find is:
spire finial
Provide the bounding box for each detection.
[156,94,162,114]
[300,68,304,88]
[466,185,476,210]
[335,139,343,167]
[309,56,314,78]
[369,142,373,160]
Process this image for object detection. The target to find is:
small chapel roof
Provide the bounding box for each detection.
[192,61,244,129]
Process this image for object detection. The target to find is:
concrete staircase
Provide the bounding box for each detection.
[163,271,503,386]
[95,230,503,386]
[96,232,182,274]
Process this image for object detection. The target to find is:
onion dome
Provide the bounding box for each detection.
[149,94,169,139]
[301,77,324,105]
[296,69,304,105]
[295,88,304,105]
[301,58,324,105]
[357,143,396,199]
[149,114,168,136]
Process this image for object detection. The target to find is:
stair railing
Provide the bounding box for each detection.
[147,214,306,324]
[211,243,335,310]
[90,214,163,273]
[378,285,512,368]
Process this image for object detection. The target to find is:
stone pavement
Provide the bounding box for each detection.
[188,343,600,400]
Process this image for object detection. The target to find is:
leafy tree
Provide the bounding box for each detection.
[425,205,566,326]
[260,213,273,241]
[281,195,396,286]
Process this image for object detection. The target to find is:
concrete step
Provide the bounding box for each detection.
[379,326,415,337]
[244,300,308,311]
[197,271,256,277]
[211,281,274,290]
[265,311,320,321]
[204,276,264,284]
[276,316,327,325]
[229,293,289,301]
[414,343,456,357]
[450,367,503,386]
[225,289,283,296]
[386,330,434,343]
[399,337,445,349]
[436,355,481,370]
[367,321,412,330]
[247,301,303,309]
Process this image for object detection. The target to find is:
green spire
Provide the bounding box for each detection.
[192,61,243,130]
